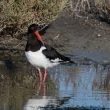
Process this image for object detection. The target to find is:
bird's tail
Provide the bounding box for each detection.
[60,55,76,65]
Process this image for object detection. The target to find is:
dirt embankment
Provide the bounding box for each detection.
[44,10,110,55]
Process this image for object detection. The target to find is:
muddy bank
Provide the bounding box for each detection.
[43,10,110,56]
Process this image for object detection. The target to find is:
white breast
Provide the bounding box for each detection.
[25,47,59,69]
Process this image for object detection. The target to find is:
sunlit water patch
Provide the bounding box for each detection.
[55,65,109,108]
[48,64,110,109]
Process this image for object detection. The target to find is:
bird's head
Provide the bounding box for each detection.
[27,24,44,44]
[28,24,39,34]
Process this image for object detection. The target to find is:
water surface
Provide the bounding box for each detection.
[0,51,110,110]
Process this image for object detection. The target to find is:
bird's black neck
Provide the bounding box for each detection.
[25,33,43,52]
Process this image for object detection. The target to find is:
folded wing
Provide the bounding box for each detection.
[42,45,72,63]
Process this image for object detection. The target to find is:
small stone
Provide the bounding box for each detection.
[1,74,5,79]
[97,34,101,37]
[54,34,60,40]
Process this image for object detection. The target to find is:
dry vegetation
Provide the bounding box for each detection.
[0,0,68,33]
[0,0,110,35]
[0,0,68,50]
[69,0,110,20]
[0,0,110,45]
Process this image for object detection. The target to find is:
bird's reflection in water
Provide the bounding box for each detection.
[23,82,58,110]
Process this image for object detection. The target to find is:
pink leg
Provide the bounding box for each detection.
[38,68,42,82]
[43,68,47,82]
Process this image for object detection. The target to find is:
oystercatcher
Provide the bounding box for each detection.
[25,24,75,82]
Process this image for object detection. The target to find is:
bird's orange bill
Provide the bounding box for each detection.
[34,31,44,45]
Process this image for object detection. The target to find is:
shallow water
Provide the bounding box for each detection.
[0,51,110,110]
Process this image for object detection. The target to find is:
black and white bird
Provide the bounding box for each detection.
[25,24,75,82]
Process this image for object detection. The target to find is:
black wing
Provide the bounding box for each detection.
[42,45,73,63]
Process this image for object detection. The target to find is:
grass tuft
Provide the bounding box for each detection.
[0,0,68,33]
